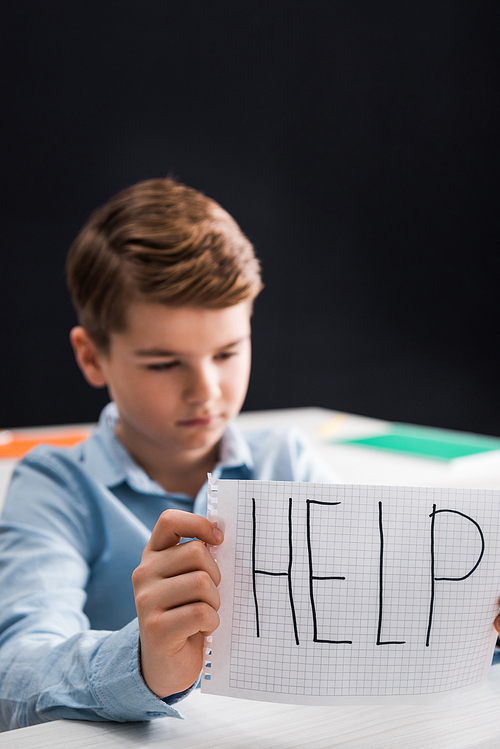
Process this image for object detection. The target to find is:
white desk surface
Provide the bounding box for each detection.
[3,667,500,748]
[2,407,500,746]
[237,407,500,490]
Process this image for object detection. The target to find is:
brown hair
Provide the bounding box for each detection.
[66,178,263,350]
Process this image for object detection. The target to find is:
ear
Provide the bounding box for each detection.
[69,326,108,388]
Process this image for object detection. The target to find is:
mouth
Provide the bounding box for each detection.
[177,415,221,428]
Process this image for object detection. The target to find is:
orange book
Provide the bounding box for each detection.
[0,430,90,459]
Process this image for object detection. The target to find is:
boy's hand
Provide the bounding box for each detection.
[132,510,223,699]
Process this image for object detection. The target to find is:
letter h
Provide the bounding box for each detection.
[252,497,299,645]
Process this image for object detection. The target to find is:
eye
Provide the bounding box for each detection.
[145,360,180,371]
[214,351,236,362]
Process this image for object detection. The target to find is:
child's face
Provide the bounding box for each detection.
[92,301,252,464]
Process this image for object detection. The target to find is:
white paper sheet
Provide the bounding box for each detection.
[202,478,500,704]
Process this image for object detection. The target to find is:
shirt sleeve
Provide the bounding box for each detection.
[0,452,188,730]
[287,427,342,484]
[244,426,342,484]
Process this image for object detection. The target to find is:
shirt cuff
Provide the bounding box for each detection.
[89,619,187,721]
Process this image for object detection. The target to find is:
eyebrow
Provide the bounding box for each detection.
[134,337,249,357]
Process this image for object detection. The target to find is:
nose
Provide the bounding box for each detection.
[184,362,221,405]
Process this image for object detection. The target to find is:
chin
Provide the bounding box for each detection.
[193,431,224,452]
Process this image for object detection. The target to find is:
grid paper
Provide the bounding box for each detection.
[202,479,500,705]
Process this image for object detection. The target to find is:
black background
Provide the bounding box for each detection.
[1,2,499,434]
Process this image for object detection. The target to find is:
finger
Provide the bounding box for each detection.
[495,613,500,635]
[139,569,221,614]
[142,538,222,586]
[154,601,221,645]
[147,510,223,552]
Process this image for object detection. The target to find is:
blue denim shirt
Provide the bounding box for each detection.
[0,404,337,730]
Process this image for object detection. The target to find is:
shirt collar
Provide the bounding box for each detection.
[83,402,254,496]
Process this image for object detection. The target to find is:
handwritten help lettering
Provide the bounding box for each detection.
[251,498,485,648]
[203,480,500,703]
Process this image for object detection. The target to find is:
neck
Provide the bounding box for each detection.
[115,425,219,498]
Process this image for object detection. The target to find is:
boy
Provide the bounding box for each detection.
[0,178,338,730]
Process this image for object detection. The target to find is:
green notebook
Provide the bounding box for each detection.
[331,423,500,462]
